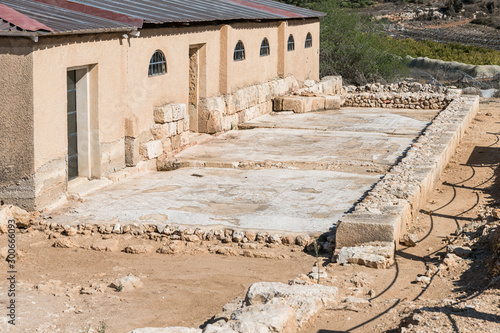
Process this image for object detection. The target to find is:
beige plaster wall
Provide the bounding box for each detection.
[226,21,280,91]
[0,38,35,209]
[32,34,127,205]
[125,25,221,138]
[285,19,320,82]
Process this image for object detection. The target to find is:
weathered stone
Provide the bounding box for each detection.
[141,140,163,160]
[0,205,31,229]
[324,95,342,110]
[232,231,245,243]
[245,282,338,327]
[401,233,418,247]
[336,242,395,269]
[228,304,297,333]
[245,231,256,242]
[295,235,311,247]
[415,276,431,284]
[52,239,77,248]
[123,245,154,254]
[110,274,143,292]
[63,226,78,236]
[90,239,119,252]
[154,105,173,124]
[447,245,472,258]
[129,328,201,333]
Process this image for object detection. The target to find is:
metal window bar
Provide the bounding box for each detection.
[260,38,270,56]
[305,33,312,48]
[287,35,294,51]
[234,41,245,61]
[149,50,167,76]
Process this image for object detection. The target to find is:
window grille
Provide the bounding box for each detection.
[233,40,245,61]
[305,33,312,48]
[260,38,270,56]
[287,35,295,51]
[148,50,167,76]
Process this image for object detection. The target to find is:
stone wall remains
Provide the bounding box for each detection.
[343,82,456,109]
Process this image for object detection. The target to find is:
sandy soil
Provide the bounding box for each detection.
[1,98,499,333]
[0,234,315,332]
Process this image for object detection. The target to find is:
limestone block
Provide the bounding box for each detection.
[180,131,190,147]
[171,135,182,150]
[151,124,171,140]
[303,80,316,88]
[336,242,395,269]
[229,304,297,333]
[182,117,189,132]
[245,282,338,327]
[282,97,305,113]
[168,122,177,137]
[177,120,184,134]
[0,205,30,230]
[284,76,299,92]
[110,274,143,292]
[310,97,325,111]
[171,104,187,122]
[325,95,342,110]
[258,83,271,104]
[154,105,173,124]
[205,110,223,134]
[157,155,180,171]
[225,94,236,115]
[277,79,289,96]
[162,138,173,153]
[269,80,280,98]
[273,97,284,111]
[129,328,201,333]
[141,140,163,160]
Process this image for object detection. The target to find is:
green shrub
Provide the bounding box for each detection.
[386,38,500,65]
[309,0,409,84]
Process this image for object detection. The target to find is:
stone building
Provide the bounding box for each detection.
[0,0,324,210]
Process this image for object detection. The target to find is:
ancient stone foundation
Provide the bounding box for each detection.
[335,95,480,251]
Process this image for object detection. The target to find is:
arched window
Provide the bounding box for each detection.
[260,38,270,57]
[148,50,167,77]
[233,40,245,61]
[305,33,312,48]
[287,34,295,51]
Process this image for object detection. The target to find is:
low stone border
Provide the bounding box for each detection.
[0,204,319,249]
[335,95,480,250]
[343,92,453,109]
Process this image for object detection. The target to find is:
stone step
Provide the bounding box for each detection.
[274,95,343,113]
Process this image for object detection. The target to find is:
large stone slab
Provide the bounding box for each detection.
[241,108,438,136]
[175,128,419,170]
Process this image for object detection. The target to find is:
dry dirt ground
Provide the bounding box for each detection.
[1,98,499,333]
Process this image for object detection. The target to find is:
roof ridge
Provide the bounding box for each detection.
[0,3,53,31]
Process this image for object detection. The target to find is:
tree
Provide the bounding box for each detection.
[307,0,408,84]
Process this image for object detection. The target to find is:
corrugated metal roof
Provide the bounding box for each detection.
[0,0,138,34]
[70,0,324,24]
[0,19,16,31]
[0,0,324,36]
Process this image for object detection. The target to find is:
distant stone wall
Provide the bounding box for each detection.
[344,82,457,109]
